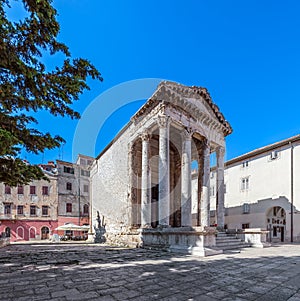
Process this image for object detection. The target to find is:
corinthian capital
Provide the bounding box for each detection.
[140,131,150,141]
[181,127,193,140]
[216,146,225,157]
[157,114,170,128]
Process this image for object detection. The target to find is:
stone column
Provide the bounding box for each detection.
[141,132,151,227]
[158,115,170,226]
[216,146,225,229]
[201,140,210,228]
[181,128,192,227]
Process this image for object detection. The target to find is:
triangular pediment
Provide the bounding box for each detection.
[132,81,232,136]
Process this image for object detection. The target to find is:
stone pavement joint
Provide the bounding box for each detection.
[0,243,300,300]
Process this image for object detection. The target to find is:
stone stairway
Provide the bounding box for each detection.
[216,232,252,251]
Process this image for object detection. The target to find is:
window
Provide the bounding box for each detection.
[30,205,36,216]
[17,205,24,215]
[243,203,250,214]
[83,204,89,215]
[42,206,49,216]
[66,182,72,191]
[269,150,279,161]
[242,223,250,229]
[66,203,72,213]
[17,185,24,195]
[30,186,36,195]
[87,160,92,165]
[81,169,90,177]
[63,166,74,174]
[210,172,214,179]
[4,204,11,215]
[224,184,227,194]
[83,184,89,193]
[242,161,249,168]
[80,158,86,165]
[241,177,249,190]
[270,150,278,160]
[4,185,11,194]
[42,186,49,195]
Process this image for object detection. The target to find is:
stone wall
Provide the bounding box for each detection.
[92,124,134,244]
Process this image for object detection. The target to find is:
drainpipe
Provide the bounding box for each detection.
[290,142,294,243]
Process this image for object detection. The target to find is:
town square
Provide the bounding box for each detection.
[1,0,300,300]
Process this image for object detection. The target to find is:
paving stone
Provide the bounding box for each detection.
[1,243,300,301]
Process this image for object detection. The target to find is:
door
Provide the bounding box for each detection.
[151,184,159,228]
[280,227,284,242]
[41,227,49,240]
[5,227,10,238]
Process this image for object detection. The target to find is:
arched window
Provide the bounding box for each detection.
[16,226,24,240]
[29,227,36,239]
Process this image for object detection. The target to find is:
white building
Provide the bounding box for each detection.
[209,134,300,242]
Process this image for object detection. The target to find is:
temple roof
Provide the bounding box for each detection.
[132,81,232,136]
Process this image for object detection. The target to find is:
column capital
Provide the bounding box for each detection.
[157,114,170,128]
[141,131,151,142]
[216,146,225,157]
[202,139,211,156]
[181,127,193,140]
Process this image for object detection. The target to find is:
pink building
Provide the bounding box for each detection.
[0,165,58,242]
[0,155,93,242]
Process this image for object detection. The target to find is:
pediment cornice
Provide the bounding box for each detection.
[131,81,232,136]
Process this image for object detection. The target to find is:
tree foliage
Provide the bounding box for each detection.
[0,0,102,185]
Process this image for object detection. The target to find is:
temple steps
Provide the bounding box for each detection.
[215,232,252,251]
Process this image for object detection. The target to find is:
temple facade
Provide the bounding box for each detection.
[91,81,232,254]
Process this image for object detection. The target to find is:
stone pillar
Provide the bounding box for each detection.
[158,115,170,226]
[216,146,225,229]
[201,140,210,228]
[141,132,151,227]
[181,128,192,226]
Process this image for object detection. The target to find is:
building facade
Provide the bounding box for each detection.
[91,81,232,253]
[0,163,58,241]
[56,154,93,232]
[0,155,93,242]
[209,135,300,242]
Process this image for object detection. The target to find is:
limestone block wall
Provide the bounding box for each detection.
[92,125,134,243]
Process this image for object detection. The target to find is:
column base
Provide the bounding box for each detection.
[86,233,95,243]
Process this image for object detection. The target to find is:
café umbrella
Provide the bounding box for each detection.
[55,223,90,231]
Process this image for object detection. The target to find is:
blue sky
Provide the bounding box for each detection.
[9,0,300,164]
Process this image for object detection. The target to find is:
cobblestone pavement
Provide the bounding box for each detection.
[0,243,300,301]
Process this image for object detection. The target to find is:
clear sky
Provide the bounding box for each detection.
[10,0,300,164]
